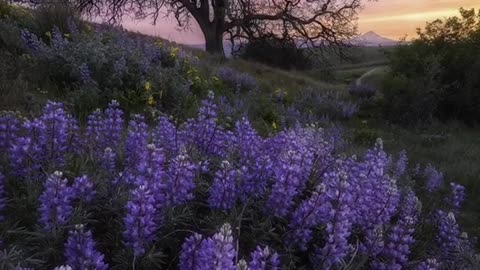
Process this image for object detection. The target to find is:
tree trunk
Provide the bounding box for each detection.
[204,29,225,56]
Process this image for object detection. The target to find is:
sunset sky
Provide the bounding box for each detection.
[359,0,480,39]
[122,0,480,44]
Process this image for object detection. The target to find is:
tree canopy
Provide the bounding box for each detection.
[71,0,369,56]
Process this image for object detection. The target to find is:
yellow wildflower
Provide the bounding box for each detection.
[194,76,201,84]
[147,96,155,106]
[272,121,278,130]
[170,47,179,58]
[144,81,151,91]
[64,33,70,38]
[45,31,52,39]
[154,39,163,47]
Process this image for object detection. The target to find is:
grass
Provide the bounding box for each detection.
[345,117,480,235]
[226,58,345,92]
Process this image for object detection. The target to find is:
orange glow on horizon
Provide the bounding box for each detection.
[358,0,480,40]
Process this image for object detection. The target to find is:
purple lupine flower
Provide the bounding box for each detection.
[265,148,309,217]
[100,147,116,175]
[38,102,71,169]
[216,66,238,84]
[287,184,330,250]
[64,224,108,270]
[21,29,49,55]
[424,164,444,192]
[371,214,418,269]
[236,73,257,91]
[0,173,5,221]
[208,161,239,211]
[67,17,79,38]
[78,63,93,84]
[0,112,22,156]
[71,175,95,203]
[53,265,73,270]
[179,224,236,270]
[394,150,408,178]
[85,109,104,150]
[212,223,236,270]
[416,258,441,270]
[351,155,393,229]
[133,144,167,209]
[234,118,271,199]
[123,185,158,256]
[113,56,128,76]
[125,114,149,168]
[51,26,67,51]
[153,115,179,156]
[448,182,465,214]
[102,100,124,149]
[66,116,80,155]
[9,135,40,177]
[179,233,214,270]
[86,101,124,153]
[248,246,280,270]
[38,171,74,230]
[182,92,230,157]
[351,140,401,257]
[165,151,197,206]
[8,102,75,177]
[436,211,461,260]
[314,168,354,269]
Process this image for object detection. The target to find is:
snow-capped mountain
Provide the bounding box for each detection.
[352,31,400,47]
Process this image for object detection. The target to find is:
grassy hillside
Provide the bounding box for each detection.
[0,2,479,269]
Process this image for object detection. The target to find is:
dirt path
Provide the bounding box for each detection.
[355,67,382,86]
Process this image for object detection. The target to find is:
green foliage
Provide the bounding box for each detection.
[239,36,313,70]
[32,2,82,37]
[353,128,378,145]
[384,8,480,125]
[381,73,438,125]
[0,1,33,27]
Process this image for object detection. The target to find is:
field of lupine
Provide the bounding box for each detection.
[0,96,478,269]
[0,3,479,270]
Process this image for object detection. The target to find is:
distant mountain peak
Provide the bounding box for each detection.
[352,31,399,47]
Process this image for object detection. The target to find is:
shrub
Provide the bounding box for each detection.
[216,66,257,92]
[381,73,439,125]
[32,2,82,37]
[239,36,312,70]
[17,19,204,118]
[384,8,480,125]
[290,88,359,121]
[348,82,377,99]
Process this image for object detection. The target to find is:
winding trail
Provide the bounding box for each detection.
[355,67,382,86]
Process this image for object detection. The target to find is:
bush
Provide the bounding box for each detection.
[348,82,377,99]
[381,73,439,125]
[215,66,257,92]
[239,36,312,70]
[383,8,480,125]
[17,19,205,118]
[32,2,82,37]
